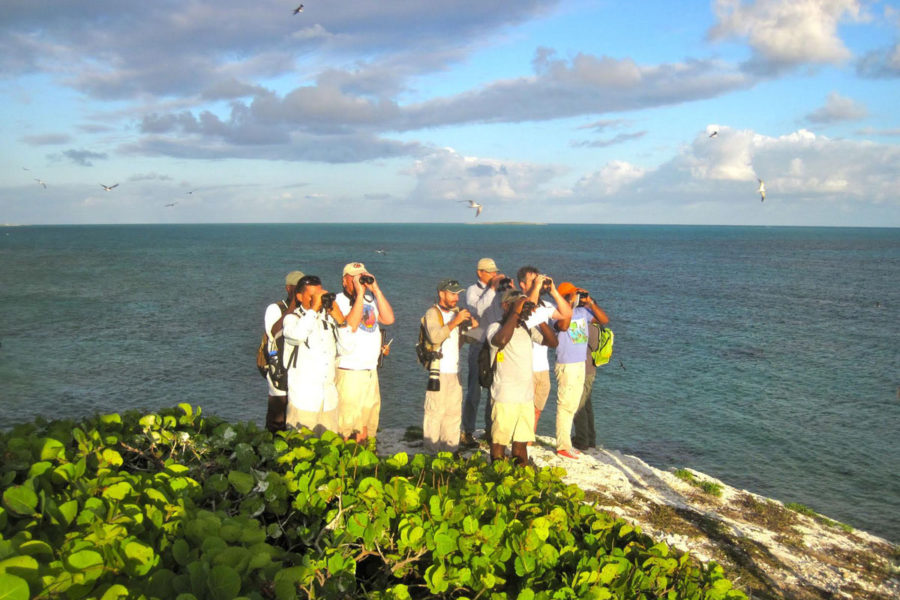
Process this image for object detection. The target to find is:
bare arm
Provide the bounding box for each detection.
[538,322,558,348]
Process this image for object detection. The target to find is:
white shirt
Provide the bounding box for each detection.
[523,302,557,372]
[485,322,544,404]
[436,307,460,374]
[335,292,382,370]
[464,280,501,342]
[264,301,289,397]
[282,308,351,413]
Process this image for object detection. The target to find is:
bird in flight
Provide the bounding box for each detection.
[374,248,386,255]
[709,130,718,138]
[100,183,119,191]
[458,199,483,217]
[164,202,177,207]
[293,4,303,14]
[757,178,766,202]
[186,189,198,195]
[34,178,46,188]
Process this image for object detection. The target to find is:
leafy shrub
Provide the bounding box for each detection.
[0,404,747,599]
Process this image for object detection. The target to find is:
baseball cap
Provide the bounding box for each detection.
[501,289,524,304]
[437,278,465,294]
[343,262,367,277]
[285,270,305,286]
[557,281,577,296]
[477,257,498,272]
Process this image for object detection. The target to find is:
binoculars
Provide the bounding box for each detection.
[320,292,336,310]
[359,275,375,284]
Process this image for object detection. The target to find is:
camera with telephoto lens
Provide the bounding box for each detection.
[359,274,375,285]
[497,277,513,292]
[320,292,336,311]
[426,363,441,391]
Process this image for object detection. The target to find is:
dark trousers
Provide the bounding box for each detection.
[462,343,493,438]
[572,369,597,449]
[266,394,288,432]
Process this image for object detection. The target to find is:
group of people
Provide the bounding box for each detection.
[263,263,393,442]
[261,257,609,465]
[420,258,609,465]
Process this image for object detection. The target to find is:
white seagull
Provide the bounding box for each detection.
[34,178,46,188]
[100,183,119,192]
[757,178,766,202]
[374,248,386,255]
[709,130,718,138]
[458,199,483,217]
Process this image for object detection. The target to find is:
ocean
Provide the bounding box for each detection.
[1,223,898,542]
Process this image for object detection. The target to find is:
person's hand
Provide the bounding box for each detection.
[491,272,507,290]
[311,288,326,312]
[513,296,527,314]
[352,274,365,295]
[532,274,548,294]
[451,309,471,328]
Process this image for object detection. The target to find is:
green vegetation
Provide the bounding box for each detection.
[785,502,853,533]
[673,469,723,498]
[0,405,747,599]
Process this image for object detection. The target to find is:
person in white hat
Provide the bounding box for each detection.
[334,261,395,443]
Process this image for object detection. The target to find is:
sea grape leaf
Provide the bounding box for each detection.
[65,549,103,572]
[2,485,38,516]
[16,540,53,559]
[0,573,30,600]
[207,565,242,600]
[99,584,129,600]
[172,539,191,566]
[228,471,254,496]
[102,481,134,501]
[124,540,157,576]
[100,449,123,467]
[37,438,65,461]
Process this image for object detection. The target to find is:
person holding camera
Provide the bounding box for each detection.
[552,281,609,459]
[262,270,305,432]
[421,279,478,454]
[485,289,558,466]
[281,275,349,435]
[516,266,573,432]
[461,257,509,446]
[335,262,395,443]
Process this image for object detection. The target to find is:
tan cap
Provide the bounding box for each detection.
[343,262,367,277]
[285,270,305,286]
[476,257,498,272]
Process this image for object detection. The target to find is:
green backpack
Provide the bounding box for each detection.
[590,325,614,367]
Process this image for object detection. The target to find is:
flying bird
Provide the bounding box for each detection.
[164,202,177,207]
[186,189,198,195]
[709,130,718,138]
[757,178,766,202]
[34,178,46,188]
[458,199,483,217]
[374,249,386,255]
[293,4,303,14]
[100,183,119,191]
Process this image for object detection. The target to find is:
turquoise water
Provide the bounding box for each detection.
[1,224,898,541]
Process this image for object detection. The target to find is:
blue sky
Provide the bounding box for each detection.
[2,0,899,226]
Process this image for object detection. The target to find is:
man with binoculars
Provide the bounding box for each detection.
[420,279,479,454]
[281,274,349,434]
[335,262,395,444]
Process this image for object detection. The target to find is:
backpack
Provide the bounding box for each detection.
[257,300,289,379]
[590,325,614,367]
[477,341,497,388]
[415,306,444,368]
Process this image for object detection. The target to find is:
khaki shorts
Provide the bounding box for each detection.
[490,402,535,446]
[336,368,381,437]
[533,370,551,411]
[286,406,338,436]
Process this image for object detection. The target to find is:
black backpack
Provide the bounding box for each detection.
[415,306,444,368]
[477,340,497,388]
[257,301,294,391]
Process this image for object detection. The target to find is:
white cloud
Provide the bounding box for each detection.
[574,161,647,198]
[710,0,865,73]
[805,92,868,123]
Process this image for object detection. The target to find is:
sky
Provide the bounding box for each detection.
[2,0,900,226]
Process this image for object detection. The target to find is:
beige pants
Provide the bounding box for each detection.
[491,402,536,446]
[336,369,381,438]
[286,406,338,436]
[423,373,462,453]
[533,370,551,411]
[554,362,585,452]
